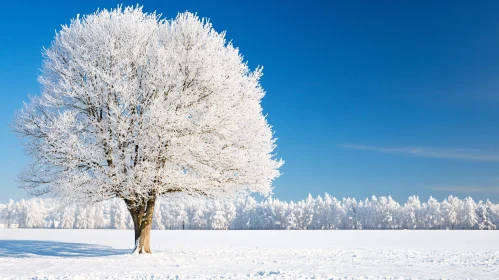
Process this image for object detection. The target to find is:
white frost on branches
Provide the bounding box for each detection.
[1,194,498,230]
[14,6,283,205]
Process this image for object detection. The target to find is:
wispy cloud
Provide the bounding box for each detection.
[432,186,499,194]
[342,144,499,162]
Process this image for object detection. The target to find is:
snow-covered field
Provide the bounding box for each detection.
[1,229,498,279]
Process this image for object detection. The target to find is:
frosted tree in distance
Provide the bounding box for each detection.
[14,6,283,254]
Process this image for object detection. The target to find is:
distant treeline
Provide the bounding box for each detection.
[0,194,498,230]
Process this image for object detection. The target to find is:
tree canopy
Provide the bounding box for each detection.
[15,6,283,253]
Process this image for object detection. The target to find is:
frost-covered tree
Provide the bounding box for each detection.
[1,195,499,230]
[24,198,47,228]
[152,203,165,230]
[477,200,496,230]
[403,196,421,229]
[109,199,128,229]
[14,6,282,254]
[210,203,228,230]
[425,197,443,229]
[3,199,18,228]
[285,205,299,230]
[448,195,464,229]
[92,203,108,229]
[463,197,478,229]
[0,204,5,226]
[224,201,237,230]
[59,204,76,229]
[192,205,207,230]
[16,200,29,228]
[74,206,91,229]
[440,198,457,230]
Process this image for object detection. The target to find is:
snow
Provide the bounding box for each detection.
[1,229,498,279]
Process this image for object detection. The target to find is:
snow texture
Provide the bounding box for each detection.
[0,229,498,279]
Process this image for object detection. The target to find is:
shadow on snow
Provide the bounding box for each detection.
[0,240,129,258]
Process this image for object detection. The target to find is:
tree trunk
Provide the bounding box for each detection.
[126,197,156,254]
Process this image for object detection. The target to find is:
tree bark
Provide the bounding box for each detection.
[126,197,156,254]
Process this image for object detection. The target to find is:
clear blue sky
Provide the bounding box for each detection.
[1,0,499,203]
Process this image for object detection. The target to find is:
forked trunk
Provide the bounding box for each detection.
[126,197,156,254]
